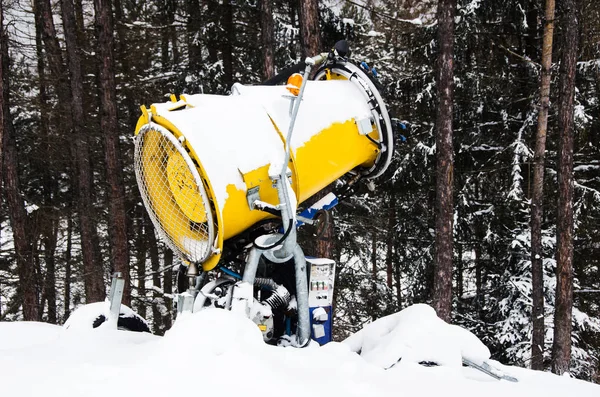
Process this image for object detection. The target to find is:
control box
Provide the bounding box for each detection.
[307,258,336,345]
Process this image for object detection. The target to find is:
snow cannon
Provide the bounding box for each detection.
[133,56,394,273]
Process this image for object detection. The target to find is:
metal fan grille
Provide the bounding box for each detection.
[134,123,214,264]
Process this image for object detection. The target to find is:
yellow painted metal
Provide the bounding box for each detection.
[135,106,150,134]
[294,120,379,202]
[135,79,383,270]
[167,150,207,223]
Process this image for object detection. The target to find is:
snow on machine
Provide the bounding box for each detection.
[132,41,394,346]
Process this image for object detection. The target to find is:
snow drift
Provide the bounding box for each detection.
[1,304,599,397]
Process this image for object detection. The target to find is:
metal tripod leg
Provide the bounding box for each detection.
[293,245,310,346]
[234,243,310,346]
[107,272,124,329]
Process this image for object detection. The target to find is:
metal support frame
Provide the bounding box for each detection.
[182,53,330,346]
[232,56,325,346]
[108,272,124,328]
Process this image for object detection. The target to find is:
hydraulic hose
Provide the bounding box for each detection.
[262,62,306,86]
[254,278,291,310]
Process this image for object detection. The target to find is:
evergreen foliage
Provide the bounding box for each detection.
[0,0,598,381]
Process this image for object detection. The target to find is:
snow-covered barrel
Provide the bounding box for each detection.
[134,67,393,271]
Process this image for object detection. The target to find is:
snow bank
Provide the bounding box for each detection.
[0,321,63,350]
[1,305,599,397]
[64,301,149,331]
[344,304,490,369]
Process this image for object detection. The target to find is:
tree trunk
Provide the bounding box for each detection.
[94,0,131,305]
[474,229,483,318]
[168,0,179,66]
[64,216,73,322]
[298,0,321,58]
[260,0,275,80]
[74,0,84,33]
[433,0,456,323]
[386,194,395,289]
[222,0,234,90]
[316,199,335,260]
[42,212,58,324]
[35,0,107,304]
[34,3,58,324]
[163,247,174,330]
[456,204,463,299]
[146,214,163,334]
[61,0,107,303]
[135,214,147,319]
[113,0,145,138]
[32,0,72,127]
[288,1,297,61]
[552,0,579,376]
[457,240,463,299]
[161,0,178,70]
[371,230,377,279]
[204,0,218,64]
[187,0,202,71]
[33,239,43,321]
[531,0,555,371]
[1,23,39,319]
[0,1,4,182]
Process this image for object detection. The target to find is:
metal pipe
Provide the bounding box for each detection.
[275,175,297,259]
[276,53,328,257]
[242,246,263,285]
[293,244,310,346]
[108,272,124,328]
[280,58,314,177]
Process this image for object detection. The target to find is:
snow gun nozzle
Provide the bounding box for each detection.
[333,40,349,58]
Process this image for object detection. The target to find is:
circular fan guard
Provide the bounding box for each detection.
[134,123,215,264]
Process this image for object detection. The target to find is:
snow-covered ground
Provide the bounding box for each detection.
[1,304,598,397]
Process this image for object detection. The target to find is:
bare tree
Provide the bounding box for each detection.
[32,1,59,324]
[161,0,179,70]
[60,0,106,303]
[63,217,73,321]
[299,0,321,57]
[222,0,234,89]
[552,0,580,376]
[260,0,275,79]
[386,193,395,289]
[187,0,202,71]
[162,247,174,331]
[298,0,332,261]
[433,0,456,323]
[0,0,5,191]
[1,9,39,319]
[531,0,555,371]
[134,212,147,319]
[94,0,131,305]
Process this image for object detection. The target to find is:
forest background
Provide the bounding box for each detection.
[0,0,599,383]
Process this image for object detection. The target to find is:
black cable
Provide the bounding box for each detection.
[253,219,294,250]
[262,62,306,86]
[366,133,382,149]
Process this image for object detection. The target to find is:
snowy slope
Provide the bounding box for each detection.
[1,306,599,397]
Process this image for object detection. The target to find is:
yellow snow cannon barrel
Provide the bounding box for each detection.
[134,64,394,271]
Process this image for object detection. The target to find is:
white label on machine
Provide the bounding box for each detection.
[307,258,335,308]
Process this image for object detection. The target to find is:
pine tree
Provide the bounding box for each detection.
[433,0,456,323]
[531,0,555,370]
[552,0,580,376]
